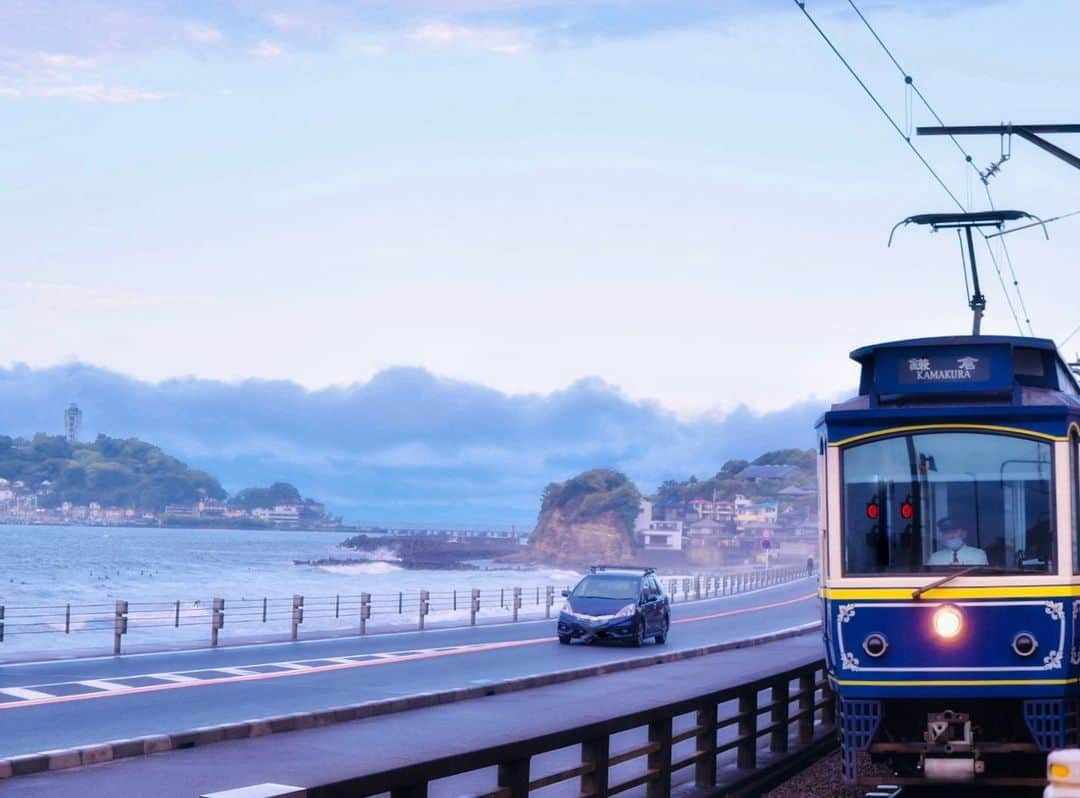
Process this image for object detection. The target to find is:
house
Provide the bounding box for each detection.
[737,464,802,482]
[639,520,684,551]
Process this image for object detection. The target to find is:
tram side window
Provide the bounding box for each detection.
[841,432,1055,575]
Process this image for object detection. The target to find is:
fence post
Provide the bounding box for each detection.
[646,717,673,798]
[261,597,266,624]
[360,592,370,635]
[580,735,610,797]
[771,677,790,753]
[453,589,457,612]
[545,585,554,619]
[211,598,224,647]
[176,599,182,628]
[512,587,521,622]
[0,604,3,642]
[798,672,815,745]
[695,702,718,788]
[737,689,757,769]
[114,600,128,655]
[335,594,340,619]
[667,579,676,598]
[419,590,429,630]
[694,575,701,600]
[470,589,480,625]
[398,592,403,614]
[291,594,303,641]
[497,758,530,798]
[65,603,71,634]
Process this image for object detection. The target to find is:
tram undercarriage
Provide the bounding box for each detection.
[850,698,1072,786]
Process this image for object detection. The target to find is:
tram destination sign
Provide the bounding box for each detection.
[897,354,991,385]
[871,343,1014,396]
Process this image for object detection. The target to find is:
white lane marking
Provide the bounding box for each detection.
[322,658,357,665]
[77,679,128,691]
[273,663,310,671]
[212,667,258,676]
[151,673,200,683]
[0,687,55,700]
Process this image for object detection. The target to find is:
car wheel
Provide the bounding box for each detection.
[654,615,669,645]
[632,619,645,647]
[558,634,571,645]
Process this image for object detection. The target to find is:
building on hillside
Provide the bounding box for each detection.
[639,520,684,551]
[737,464,801,482]
[686,517,728,543]
[715,500,734,521]
[197,499,227,517]
[164,504,197,518]
[777,485,816,498]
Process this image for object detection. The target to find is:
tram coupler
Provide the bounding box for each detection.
[921,710,985,781]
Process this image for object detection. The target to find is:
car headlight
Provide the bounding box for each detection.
[614,603,637,619]
[560,601,573,614]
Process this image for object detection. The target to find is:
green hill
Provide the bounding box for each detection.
[652,448,816,504]
[0,433,226,512]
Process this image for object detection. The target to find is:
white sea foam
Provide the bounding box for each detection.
[318,561,404,576]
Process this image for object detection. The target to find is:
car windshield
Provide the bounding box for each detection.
[572,575,639,600]
[842,431,1055,575]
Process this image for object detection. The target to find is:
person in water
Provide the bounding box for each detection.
[928,516,988,566]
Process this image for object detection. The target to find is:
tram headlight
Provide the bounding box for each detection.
[932,605,963,640]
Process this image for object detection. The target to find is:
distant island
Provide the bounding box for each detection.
[0,433,340,530]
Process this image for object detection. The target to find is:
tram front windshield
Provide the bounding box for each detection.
[842,432,1055,575]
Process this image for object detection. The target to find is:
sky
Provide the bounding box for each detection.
[0,1,1078,521]
[1,0,1078,415]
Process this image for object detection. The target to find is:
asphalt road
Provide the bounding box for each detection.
[0,578,818,759]
[1,632,827,798]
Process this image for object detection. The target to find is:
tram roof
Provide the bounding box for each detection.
[846,335,1080,405]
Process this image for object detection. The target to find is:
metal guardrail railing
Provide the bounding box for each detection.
[201,656,836,798]
[0,565,812,657]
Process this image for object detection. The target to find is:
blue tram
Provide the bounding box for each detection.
[818,335,1080,787]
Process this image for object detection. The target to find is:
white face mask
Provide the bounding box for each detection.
[944,536,965,551]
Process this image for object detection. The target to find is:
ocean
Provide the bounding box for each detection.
[0,525,586,659]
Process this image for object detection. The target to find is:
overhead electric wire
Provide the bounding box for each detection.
[797,0,1032,334]
[1060,322,1080,350]
[792,1,966,213]
[845,0,1032,333]
[986,208,1080,239]
[979,182,1031,334]
[844,0,984,183]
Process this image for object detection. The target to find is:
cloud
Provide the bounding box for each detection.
[0,1,1002,74]
[185,24,224,46]
[409,23,532,54]
[247,40,284,59]
[31,83,170,103]
[0,362,837,524]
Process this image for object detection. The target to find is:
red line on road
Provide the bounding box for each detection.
[0,591,816,711]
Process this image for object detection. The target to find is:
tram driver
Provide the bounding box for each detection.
[927,516,988,566]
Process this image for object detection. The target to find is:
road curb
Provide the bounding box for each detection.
[0,621,821,780]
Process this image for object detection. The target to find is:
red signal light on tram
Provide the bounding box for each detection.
[900,499,914,520]
[866,501,880,520]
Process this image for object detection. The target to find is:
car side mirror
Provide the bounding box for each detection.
[561,589,569,597]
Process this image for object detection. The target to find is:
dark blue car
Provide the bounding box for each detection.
[557,566,670,646]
